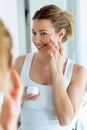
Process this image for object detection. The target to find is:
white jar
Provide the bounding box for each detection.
[27,86,39,95]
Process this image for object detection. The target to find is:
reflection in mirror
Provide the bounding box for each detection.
[0,0,87,130]
[20,0,87,68]
[15,1,87,130]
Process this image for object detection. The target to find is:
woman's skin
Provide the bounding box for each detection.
[14,19,87,126]
[0,69,23,130]
[0,20,23,130]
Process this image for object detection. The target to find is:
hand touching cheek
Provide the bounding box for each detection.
[48,37,65,75]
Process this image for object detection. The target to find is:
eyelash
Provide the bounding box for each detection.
[32,31,36,35]
[32,31,48,36]
[40,32,48,36]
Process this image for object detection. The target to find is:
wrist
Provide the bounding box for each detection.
[52,70,63,79]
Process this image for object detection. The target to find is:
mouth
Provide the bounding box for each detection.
[36,44,47,50]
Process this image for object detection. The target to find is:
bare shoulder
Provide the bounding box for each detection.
[68,64,87,113]
[71,64,87,84]
[13,55,26,75]
[74,64,87,77]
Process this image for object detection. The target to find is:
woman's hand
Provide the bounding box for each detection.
[0,69,23,130]
[48,37,65,75]
[22,87,40,104]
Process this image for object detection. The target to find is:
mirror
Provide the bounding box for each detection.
[17,0,87,68]
[0,1,87,130]
[1,0,87,68]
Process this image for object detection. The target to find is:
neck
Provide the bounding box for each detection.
[36,52,51,65]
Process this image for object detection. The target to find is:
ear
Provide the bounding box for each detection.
[58,28,66,40]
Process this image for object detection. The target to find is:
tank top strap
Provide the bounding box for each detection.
[64,58,74,89]
[20,52,34,85]
[25,52,34,68]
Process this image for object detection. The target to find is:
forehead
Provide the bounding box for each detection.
[32,19,54,31]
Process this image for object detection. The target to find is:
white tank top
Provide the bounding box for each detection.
[19,52,76,130]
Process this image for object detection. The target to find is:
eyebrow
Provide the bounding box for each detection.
[32,29,49,32]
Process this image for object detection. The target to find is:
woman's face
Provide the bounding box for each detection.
[32,19,59,52]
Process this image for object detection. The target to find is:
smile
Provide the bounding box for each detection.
[36,44,47,49]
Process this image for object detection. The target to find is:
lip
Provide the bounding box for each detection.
[36,44,47,50]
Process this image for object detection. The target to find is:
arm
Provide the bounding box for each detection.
[52,65,87,126]
[48,38,87,126]
[0,69,23,130]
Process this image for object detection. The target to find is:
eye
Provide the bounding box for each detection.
[40,32,48,36]
[32,31,36,35]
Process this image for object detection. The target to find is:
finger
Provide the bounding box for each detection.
[58,42,64,56]
[27,92,40,100]
[60,46,64,56]
[24,86,28,93]
[48,42,59,56]
[23,94,32,100]
[50,36,60,49]
[25,95,35,100]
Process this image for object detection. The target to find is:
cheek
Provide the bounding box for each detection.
[51,35,58,43]
[42,36,51,43]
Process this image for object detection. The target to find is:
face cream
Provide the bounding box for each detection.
[27,86,39,95]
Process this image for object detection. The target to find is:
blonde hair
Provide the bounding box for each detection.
[32,4,74,42]
[0,20,12,91]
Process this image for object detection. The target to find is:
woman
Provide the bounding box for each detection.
[14,5,87,130]
[0,20,23,130]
